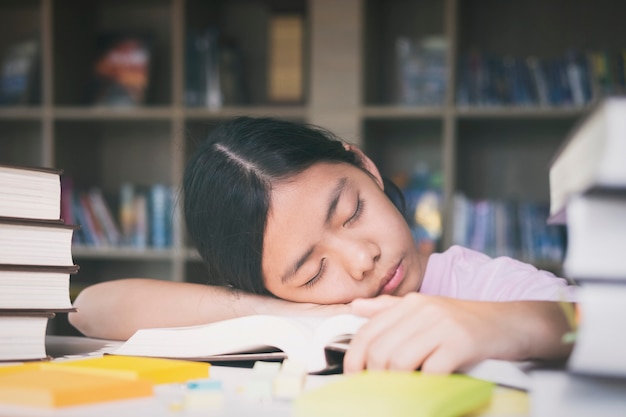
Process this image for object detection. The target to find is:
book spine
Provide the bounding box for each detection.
[149,184,171,248]
[119,183,136,246]
[88,187,121,246]
[133,188,148,248]
[72,193,97,246]
[79,193,106,246]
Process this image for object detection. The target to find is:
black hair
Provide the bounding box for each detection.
[183,116,405,294]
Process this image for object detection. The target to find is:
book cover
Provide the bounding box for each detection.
[0,217,76,266]
[87,34,151,106]
[0,264,78,310]
[0,368,153,408]
[0,163,62,221]
[41,355,210,385]
[294,371,493,417]
[548,97,626,221]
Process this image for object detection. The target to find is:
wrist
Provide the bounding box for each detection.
[509,301,573,361]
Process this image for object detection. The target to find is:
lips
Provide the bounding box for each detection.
[379,262,404,295]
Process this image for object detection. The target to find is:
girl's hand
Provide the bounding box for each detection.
[343,293,570,374]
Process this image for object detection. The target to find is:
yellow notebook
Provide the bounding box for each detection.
[294,371,493,417]
[41,355,210,384]
[0,368,153,408]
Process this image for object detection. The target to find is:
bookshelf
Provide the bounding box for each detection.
[0,0,623,293]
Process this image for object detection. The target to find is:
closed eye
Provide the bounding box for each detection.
[344,196,364,227]
[304,258,326,288]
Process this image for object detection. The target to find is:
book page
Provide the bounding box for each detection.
[112,314,360,373]
[567,284,626,377]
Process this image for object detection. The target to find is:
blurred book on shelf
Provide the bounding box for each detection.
[86,34,152,106]
[185,27,222,108]
[452,193,565,265]
[267,13,304,103]
[456,49,625,108]
[396,164,443,254]
[0,39,40,106]
[63,181,173,250]
[395,35,447,106]
[185,28,248,108]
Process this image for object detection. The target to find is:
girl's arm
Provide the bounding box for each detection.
[343,293,573,374]
[69,278,348,340]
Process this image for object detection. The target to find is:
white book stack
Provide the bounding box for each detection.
[532,98,626,416]
[0,164,79,362]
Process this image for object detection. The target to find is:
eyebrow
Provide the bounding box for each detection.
[280,177,348,285]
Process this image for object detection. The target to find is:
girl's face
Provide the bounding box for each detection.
[262,161,426,304]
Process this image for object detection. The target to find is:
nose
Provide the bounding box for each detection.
[334,237,380,281]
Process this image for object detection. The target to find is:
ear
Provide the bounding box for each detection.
[344,144,384,189]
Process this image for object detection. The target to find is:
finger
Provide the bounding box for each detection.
[420,343,475,374]
[383,328,442,371]
[356,312,420,370]
[344,310,412,372]
[344,295,428,372]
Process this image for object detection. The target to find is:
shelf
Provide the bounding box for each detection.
[0,108,44,120]
[361,106,446,119]
[1,0,621,284]
[53,107,175,121]
[184,105,308,120]
[72,245,177,261]
[454,106,591,119]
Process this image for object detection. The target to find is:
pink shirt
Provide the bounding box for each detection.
[420,245,577,302]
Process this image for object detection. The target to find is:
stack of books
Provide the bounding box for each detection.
[532,98,626,416]
[0,164,78,362]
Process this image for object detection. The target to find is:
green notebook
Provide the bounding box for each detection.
[294,371,493,417]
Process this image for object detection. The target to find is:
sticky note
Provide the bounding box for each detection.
[0,368,153,408]
[41,355,210,384]
[294,371,493,417]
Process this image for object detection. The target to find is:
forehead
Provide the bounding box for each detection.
[267,162,351,230]
[262,162,359,270]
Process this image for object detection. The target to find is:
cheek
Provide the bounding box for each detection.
[264,279,359,305]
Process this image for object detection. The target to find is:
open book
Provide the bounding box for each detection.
[110,313,533,388]
[111,314,368,374]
